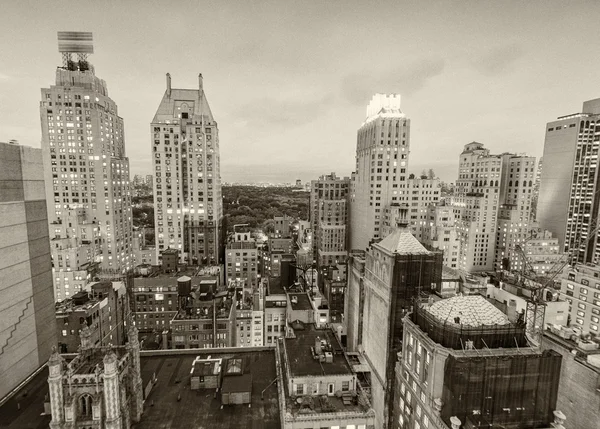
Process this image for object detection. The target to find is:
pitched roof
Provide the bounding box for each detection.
[152,88,214,124]
[375,227,430,255]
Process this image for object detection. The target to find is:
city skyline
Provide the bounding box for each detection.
[2,1,600,183]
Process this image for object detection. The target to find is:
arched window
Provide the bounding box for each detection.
[509,181,512,187]
[529,181,532,187]
[79,394,92,417]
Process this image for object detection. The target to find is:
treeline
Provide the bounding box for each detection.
[223,185,309,232]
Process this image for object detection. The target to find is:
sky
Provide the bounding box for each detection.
[1,0,600,183]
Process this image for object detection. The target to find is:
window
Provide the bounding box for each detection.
[296,383,304,395]
[342,381,350,391]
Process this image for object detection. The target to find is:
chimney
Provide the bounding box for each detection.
[166,73,171,97]
[198,73,203,92]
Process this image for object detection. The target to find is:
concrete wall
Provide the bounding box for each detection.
[0,143,56,400]
[542,335,600,429]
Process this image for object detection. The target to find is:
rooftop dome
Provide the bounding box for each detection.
[424,295,509,327]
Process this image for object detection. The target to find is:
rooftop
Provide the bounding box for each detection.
[140,351,279,429]
[0,349,284,429]
[268,277,285,295]
[289,293,312,311]
[283,325,350,377]
[376,226,430,255]
[425,295,509,327]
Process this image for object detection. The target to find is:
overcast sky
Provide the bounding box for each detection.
[1,1,600,183]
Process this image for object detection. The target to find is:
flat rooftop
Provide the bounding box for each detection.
[0,350,280,429]
[140,351,280,429]
[0,366,51,429]
[289,293,312,311]
[284,325,350,377]
[268,277,285,295]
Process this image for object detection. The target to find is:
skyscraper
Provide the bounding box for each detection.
[349,94,410,251]
[538,98,600,264]
[0,142,57,399]
[151,73,223,265]
[40,32,133,301]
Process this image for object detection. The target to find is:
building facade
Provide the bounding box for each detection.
[276,324,376,429]
[151,73,223,265]
[0,142,57,400]
[226,233,258,289]
[538,98,600,263]
[56,282,127,353]
[452,142,536,273]
[422,202,460,269]
[559,263,600,335]
[310,173,350,271]
[47,324,143,429]
[350,94,411,251]
[398,296,562,429]
[346,218,443,428]
[40,32,133,300]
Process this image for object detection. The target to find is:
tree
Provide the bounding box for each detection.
[409,173,415,179]
[420,169,428,179]
[428,168,436,179]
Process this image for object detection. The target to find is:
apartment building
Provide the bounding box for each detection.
[422,202,460,269]
[310,173,350,270]
[40,32,133,299]
[151,73,223,265]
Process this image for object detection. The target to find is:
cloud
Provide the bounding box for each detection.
[0,73,10,81]
[340,58,446,105]
[472,44,525,76]
[228,93,336,129]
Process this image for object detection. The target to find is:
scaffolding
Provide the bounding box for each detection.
[441,350,562,428]
[411,301,528,350]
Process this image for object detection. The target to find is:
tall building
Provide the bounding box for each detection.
[452,142,535,273]
[151,73,223,265]
[398,295,562,429]
[40,32,133,300]
[346,211,443,428]
[0,142,57,400]
[310,173,350,271]
[350,94,411,251]
[538,98,600,264]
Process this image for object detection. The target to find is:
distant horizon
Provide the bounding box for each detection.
[2,1,599,185]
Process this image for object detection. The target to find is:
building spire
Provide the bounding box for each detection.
[166,72,171,97]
